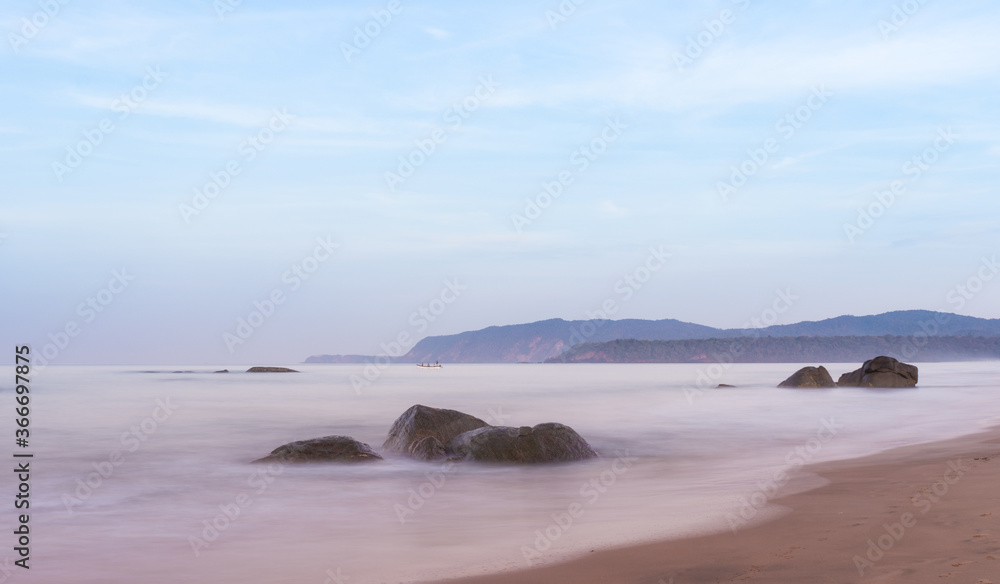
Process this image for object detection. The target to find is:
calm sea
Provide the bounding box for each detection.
[9,362,1000,583]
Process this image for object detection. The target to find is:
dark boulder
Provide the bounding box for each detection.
[838,356,917,388]
[777,366,836,388]
[409,436,449,461]
[247,366,299,373]
[383,404,490,457]
[448,423,598,463]
[253,435,382,463]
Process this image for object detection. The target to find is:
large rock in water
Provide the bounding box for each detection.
[383,404,490,459]
[449,423,598,463]
[838,356,918,388]
[247,366,299,373]
[254,436,382,463]
[777,366,836,388]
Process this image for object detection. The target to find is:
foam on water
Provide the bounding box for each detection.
[10,362,1000,583]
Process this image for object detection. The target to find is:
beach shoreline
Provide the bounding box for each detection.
[429,426,1000,584]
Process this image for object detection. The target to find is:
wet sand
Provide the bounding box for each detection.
[432,427,1000,584]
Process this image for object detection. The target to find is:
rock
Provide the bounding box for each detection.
[247,366,299,373]
[717,383,735,388]
[837,368,863,386]
[383,404,490,457]
[409,436,449,461]
[214,369,229,373]
[253,436,382,463]
[448,423,598,463]
[838,356,917,388]
[777,366,836,388]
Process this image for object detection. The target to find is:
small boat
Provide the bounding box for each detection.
[417,362,443,369]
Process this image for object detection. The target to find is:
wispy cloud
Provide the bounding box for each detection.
[600,200,628,217]
[425,27,450,40]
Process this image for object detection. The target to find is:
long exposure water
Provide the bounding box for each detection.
[10,362,1000,583]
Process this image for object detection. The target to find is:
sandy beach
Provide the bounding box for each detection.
[433,426,1000,584]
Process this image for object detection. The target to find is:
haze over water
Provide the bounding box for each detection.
[16,362,1000,583]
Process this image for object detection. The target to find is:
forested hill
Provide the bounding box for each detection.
[544,335,1000,364]
[395,311,1000,363]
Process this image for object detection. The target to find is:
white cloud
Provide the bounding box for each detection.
[425,27,450,40]
[599,200,628,217]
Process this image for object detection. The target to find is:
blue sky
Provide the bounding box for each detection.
[2,0,999,365]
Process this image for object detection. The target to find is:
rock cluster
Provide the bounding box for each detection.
[255,404,597,465]
[777,356,917,389]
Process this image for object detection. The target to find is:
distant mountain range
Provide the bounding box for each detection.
[303,310,1000,364]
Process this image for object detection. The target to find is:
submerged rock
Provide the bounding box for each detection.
[838,356,917,388]
[254,436,382,463]
[247,366,299,373]
[777,366,836,388]
[448,423,598,463]
[383,404,490,457]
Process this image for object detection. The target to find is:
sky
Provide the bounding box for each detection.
[1,0,999,365]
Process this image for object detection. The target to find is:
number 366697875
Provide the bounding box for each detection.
[15,346,30,439]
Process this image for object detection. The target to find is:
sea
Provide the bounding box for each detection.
[8,362,1000,583]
